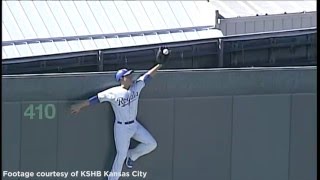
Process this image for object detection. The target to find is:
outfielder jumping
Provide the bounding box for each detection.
[70,47,170,180]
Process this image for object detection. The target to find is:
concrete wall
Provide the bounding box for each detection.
[2,67,317,180]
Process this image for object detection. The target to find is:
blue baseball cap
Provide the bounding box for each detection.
[115,68,133,81]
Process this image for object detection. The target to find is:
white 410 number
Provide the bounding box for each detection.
[24,104,56,120]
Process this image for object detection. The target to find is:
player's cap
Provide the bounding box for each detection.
[115,69,134,81]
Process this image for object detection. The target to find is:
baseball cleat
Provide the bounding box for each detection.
[125,157,134,169]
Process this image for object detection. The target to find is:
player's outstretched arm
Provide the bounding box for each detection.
[146,64,163,78]
[70,100,89,114]
[70,95,99,114]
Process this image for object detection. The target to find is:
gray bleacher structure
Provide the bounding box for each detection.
[216,11,316,36]
[2,27,317,74]
[2,1,317,74]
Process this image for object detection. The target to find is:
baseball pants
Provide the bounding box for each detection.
[108,120,157,180]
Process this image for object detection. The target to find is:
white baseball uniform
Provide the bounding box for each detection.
[97,74,157,180]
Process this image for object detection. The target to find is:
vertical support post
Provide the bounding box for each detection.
[215,10,220,29]
[98,50,104,72]
[218,39,224,68]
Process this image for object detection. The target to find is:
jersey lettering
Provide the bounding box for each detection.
[116,91,139,107]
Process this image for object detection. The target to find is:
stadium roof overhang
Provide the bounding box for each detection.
[2,26,223,60]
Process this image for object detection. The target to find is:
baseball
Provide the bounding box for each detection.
[162,48,169,55]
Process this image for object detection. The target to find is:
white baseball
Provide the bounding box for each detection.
[162,49,169,55]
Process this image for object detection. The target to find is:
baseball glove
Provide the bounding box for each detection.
[156,46,171,64]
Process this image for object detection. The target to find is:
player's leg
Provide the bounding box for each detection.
[127,121,157,162]
[108,125,131,180]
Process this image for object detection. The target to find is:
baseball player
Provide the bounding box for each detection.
[70,47,170,180]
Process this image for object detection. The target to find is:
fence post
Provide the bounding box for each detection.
[98,50,104,71]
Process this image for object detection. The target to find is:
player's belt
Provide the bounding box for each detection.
[117,120,135,125]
